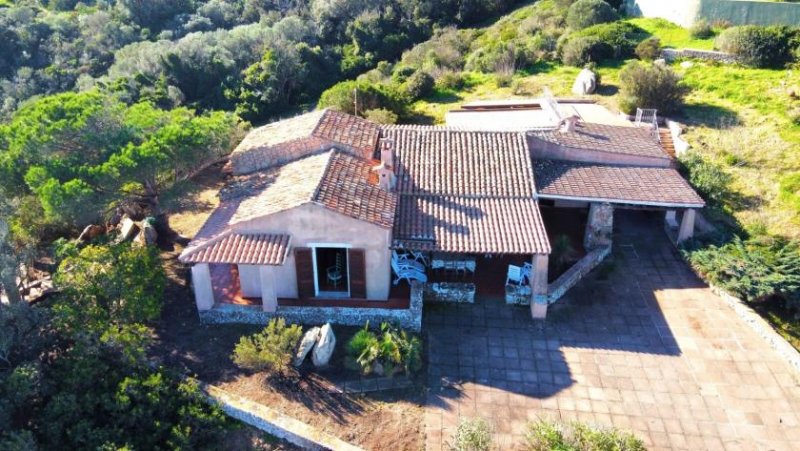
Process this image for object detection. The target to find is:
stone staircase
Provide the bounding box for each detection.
[659,127,676,159]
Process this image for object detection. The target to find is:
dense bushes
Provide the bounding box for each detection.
[232,318,303,375]
[318,79,409,118]
[690,20,714,39]
[525,419,646,450]
[686,236,800,309]
[345,322,422,376]
[679,151,734,207]
[716,25,797,68]
[635,37,662,61]
[559,22,647,65]
[566,0,618,30]
[618,61,689,114]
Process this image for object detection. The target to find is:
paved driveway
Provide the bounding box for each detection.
[423,212,800,451]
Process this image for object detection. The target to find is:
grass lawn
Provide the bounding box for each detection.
[624,18,716,50]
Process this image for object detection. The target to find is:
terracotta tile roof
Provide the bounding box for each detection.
[180,233,291,265]
[230,109,380,162]
[534,160,705,207]
[393,196,550,254]
[228,150,395,228]
[381,127,535,197]
[531,123,670,159]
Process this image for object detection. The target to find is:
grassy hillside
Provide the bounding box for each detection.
[404,9,800,238]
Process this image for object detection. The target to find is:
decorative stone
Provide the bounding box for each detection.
[571,68,597,95]
[135,221,158,246]
[312,323,336,368]
[505,284,532,305]
[680,61,694,69]
[78,224,105,242]
[293,327,320,367]
[654,58,667,66]
[423,282,476,304]
[118,216,139,242]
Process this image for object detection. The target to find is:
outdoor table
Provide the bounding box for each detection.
[430,253,476,273]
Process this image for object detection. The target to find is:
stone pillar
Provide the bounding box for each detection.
[191,264,214,311]
[665,210,678,228]
[260,266,278,312]
[584,203,614,250]
[530,254,549,319]
[677,209,696,244]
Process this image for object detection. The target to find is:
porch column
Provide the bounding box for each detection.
[259,266,278,312]
[191,264,214,311]
[665,209,679,228]
[530,254,549,319]
[677,208,696,244]
[584,202,614,250]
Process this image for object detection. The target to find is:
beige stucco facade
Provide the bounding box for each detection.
[233,203,393,300]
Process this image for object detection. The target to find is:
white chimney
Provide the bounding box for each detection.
[375,138,396,191]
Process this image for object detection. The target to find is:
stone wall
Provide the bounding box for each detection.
[661,48,739,64]
[548,246,612,304]
[230,136,332,175]
[423,282,476,304]
[584,203,614,250]
[625,0,800,27]
[200,281,424,331]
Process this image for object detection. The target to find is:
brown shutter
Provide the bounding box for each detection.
[348,249,367,299]
[294,248,315,299]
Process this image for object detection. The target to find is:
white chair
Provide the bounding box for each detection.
[521,262,533,285]
[506,265,525,286]
[327,254,343,288]
[392,250,426,272]
[391,258,427,285]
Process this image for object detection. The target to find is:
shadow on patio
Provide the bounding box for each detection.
[423,210,703,416]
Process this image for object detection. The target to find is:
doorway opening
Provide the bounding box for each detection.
[314,247,349,296]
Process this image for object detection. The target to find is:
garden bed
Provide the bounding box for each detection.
[151,254,425,450]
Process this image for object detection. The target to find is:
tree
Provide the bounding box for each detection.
[54,243,166,333]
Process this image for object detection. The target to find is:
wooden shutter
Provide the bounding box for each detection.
[294,248,315,299]
[348,249,367,299]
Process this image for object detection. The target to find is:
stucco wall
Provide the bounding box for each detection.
[234,203,392,300]
[625,0,800,27]
[238,265,261,297]
[529,136,673,168]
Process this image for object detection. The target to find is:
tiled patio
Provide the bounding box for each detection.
[423,211,800,451]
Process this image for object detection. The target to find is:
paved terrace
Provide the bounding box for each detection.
[423,211,800,451]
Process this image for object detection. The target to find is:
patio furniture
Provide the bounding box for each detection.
[506,264,526,286]
[391,258,428,285]
[430,253,476,275]
[521,262,533,285]
[392,250,426,272]
[327,254,343,287]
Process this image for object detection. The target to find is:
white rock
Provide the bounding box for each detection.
[311,323,336,368]
[119,216,139,242]
[655,58,667,66]
[571,68,597,95]
[293,327,320,367]
[680,61,695,69]
[140,221,158,246]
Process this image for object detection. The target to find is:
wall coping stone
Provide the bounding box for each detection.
[202,383,365,451]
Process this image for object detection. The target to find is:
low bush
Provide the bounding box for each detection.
[561,36,605,66]
[690,20,714,39]
[525,418,645,451]
[685,235,800,309]
[364,108,398,124]
[318,80,408,117]
[345,322,422,376]
[403,71,435,100]
[679,151,733,207]
[450,417,492,451]
[635,37,662,61]
[618,61,689,114]
[715,25,796,68]
[566,0,618,30]
[436,71,466,90]
[560,22,647,65]
[232,318,303,375]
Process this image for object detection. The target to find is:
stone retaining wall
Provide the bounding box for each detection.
[547,246,612,305]
[661,48,739,64]
[200,282,424,331]
[202,384,364,451]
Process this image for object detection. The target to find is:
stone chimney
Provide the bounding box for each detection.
[375,138,396,191]
[560,115,580,133]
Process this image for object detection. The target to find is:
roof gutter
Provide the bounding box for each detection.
[536,193,704,209]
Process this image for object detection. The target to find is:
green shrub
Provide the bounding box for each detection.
[392,65,417,83]
[403,71,435,100]
[779,172,800,212]
[715,25,796,68]
[494,73,513,87]
[560,22,647,65]
[232,318,303,375]
[364,108,398,124]
[679,151,733,207]
[566,0,618,30]
[345,322,422,376]
[450,417,492,451]
[690,20,714,39]
[436,71,466,90]
[618,61,689,114]
[686,236,800,307]
[635,37,662,61]
[318,80,407,117]
[525,418,645,451]
[561,36,604,66]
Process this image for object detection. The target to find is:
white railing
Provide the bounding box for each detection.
[635,108,660,143]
